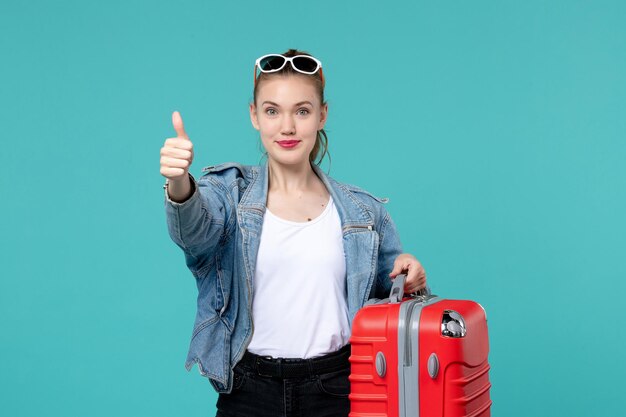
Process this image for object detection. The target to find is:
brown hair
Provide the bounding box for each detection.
[253,48,330,166]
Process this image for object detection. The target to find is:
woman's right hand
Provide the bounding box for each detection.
[161,111,194,202]
[160,110,194,180]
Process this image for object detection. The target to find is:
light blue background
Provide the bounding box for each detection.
[1,1,624,416]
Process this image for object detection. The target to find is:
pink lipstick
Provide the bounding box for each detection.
[276,140,300,149]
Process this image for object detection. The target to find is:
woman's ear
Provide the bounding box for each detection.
[318,102,328,130]
[249,103,260,130]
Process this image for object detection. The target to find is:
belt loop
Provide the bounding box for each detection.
[276,358,282,378]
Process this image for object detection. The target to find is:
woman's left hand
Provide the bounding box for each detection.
[389,253,427,293]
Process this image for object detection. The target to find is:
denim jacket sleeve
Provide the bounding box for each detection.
[340,182,405,301]
[374,206,403,299]
[164,172,228,278]
[374,206,431,298]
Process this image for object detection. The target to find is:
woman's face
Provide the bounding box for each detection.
[250,75,327,168]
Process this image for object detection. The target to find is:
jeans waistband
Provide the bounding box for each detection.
[237,344,351,379]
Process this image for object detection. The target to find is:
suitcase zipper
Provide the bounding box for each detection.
[404,300,417,366]
[402,296,442,367]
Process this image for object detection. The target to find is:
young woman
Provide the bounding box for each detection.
[160,49,427,417]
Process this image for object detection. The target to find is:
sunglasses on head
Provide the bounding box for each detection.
[254,54,325,87]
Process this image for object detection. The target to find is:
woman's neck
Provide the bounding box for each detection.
[267,159,320,194]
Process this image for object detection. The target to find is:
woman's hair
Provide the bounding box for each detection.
[253,48,330,166]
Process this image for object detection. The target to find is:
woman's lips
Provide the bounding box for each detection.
[276,140,301,149]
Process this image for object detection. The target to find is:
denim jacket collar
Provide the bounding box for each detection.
[237,161,375,228]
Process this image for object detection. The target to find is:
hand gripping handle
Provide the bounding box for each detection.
[389,274,432,304]
[389,274,407,304]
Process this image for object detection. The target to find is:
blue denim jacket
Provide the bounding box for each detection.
[164,161,403,393]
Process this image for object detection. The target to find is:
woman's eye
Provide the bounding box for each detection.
[265,108,277,115]
[297,108,310,115]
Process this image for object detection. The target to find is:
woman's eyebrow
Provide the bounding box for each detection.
[262,100,313,107]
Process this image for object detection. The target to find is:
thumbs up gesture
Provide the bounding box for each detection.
[160,111,194,180]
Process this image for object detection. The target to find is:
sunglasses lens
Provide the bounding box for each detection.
[292,56,319,73]
[259,55,286,72]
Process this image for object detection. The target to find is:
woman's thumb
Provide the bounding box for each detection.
[172,110,189,140]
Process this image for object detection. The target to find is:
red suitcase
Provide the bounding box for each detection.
[349,275,492,417]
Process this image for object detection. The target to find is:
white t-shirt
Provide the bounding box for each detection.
[247,196,351,359]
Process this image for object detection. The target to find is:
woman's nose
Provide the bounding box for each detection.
[280,115,296,135]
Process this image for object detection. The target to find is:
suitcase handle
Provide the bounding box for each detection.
[389,274,407,303]
[389,274,432,304]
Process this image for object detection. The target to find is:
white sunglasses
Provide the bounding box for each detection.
[254,54,324,86]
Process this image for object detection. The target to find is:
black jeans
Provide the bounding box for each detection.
[215,346,351,417]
